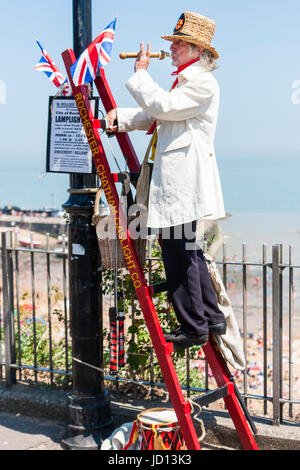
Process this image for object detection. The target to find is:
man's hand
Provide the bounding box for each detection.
[134,42,151,72]
[105,108,118,133]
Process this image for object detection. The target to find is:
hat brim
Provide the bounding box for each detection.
[161,34,219,59]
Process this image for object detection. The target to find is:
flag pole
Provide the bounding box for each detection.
[61,0,113,451]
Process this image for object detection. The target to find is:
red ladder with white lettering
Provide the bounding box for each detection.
[62,48,259,451]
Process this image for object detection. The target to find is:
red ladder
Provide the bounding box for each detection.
[62,48,259,451]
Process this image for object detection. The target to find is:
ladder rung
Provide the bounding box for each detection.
[92,118,106,129]
[110,172,140,183]
[149,281,168,295]
[192,383,233,408]
[92,118,117,130]
[164,342,174,355]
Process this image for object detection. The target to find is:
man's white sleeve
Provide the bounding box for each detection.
[116,107,155,132]
[125,69,216,122]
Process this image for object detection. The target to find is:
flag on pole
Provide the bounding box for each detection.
[70,17,117,86]
[34,40,70,95]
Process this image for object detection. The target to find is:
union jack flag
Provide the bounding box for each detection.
[70,18,117,86]
[34,40,70,95]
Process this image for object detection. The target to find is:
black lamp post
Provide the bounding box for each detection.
[61,0,113,450]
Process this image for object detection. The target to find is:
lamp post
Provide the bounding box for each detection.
[61,0,113,450]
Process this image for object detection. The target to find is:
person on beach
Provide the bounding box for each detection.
[105,12,226,349]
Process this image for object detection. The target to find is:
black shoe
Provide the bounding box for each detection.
[164,325,181,342]
[164,327,208,352]
[208,321,227,336]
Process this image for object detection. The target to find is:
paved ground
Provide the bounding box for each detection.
[1,383,299,450]
[0,411,233,451]
[0,411,65,450]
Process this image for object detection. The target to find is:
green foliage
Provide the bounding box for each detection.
[176,362,206,392]
[101,239,203,385]
[16,320,48,364]
[14,290,71,388]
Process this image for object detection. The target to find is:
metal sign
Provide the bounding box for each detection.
[46,96,99,174]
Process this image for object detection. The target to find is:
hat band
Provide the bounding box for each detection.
[173,31,193,37]
[172,31,212,45]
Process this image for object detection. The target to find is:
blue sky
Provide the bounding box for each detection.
[0,0,300,208]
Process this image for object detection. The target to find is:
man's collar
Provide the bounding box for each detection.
[171,58,200,76]
[175,61,207,82]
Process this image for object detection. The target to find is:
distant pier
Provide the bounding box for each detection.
[0,214,66,236]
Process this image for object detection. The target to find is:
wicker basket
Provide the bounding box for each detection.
[92,187,147,270]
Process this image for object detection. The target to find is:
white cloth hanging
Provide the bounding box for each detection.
[101,422,138,450]
[204,253,246,370]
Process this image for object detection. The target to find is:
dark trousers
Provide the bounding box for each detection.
[161,221,225,335]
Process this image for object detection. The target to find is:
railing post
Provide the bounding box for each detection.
[242,243,248,406]
[288,245,294,418]
[1,232,16,387]
[262,243,268,415]
[272,244,281,425]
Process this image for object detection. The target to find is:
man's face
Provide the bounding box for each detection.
[170,39,200,67]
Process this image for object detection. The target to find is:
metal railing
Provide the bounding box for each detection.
[1,230,299,425]
[218,242,300,425]
[0,231,70,387]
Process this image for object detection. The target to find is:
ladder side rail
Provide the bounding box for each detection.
[203,339,259,450]
[62,48,201,450]
[62,50,164,346]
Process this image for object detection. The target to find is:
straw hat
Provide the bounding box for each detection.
[161,11,219,59]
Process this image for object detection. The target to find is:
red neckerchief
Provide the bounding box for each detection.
[147,58,200,135]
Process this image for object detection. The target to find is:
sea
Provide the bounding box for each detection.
[1,155,300,263]
[217,155,300,263]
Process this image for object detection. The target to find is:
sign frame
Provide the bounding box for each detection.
[46,95,99,174]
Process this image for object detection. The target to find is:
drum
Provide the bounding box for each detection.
[136,408,186,450]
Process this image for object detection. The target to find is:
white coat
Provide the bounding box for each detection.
[116,61,225,228]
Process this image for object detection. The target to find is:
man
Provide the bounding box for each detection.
[106,12,227,350]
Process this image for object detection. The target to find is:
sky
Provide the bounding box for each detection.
[0,0,300,209]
